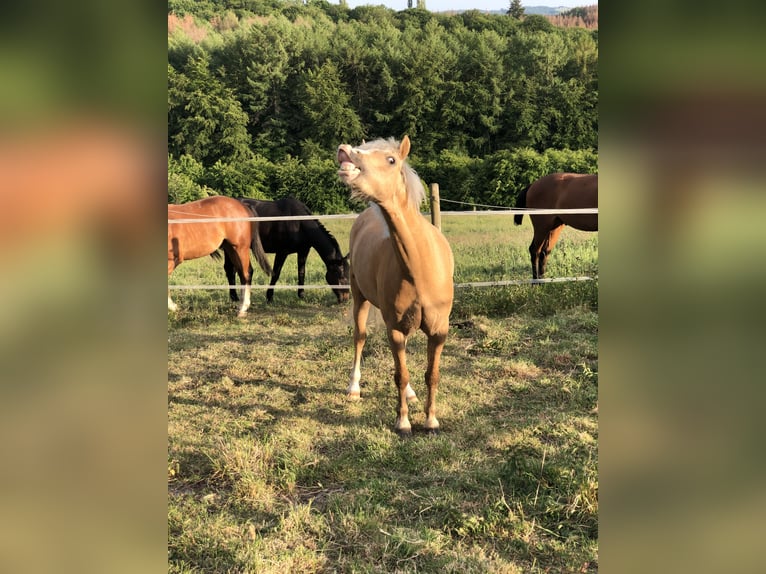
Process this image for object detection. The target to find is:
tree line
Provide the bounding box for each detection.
[168,0,598,213]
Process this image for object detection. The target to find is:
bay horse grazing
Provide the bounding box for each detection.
[168,196,272,316]
[337,136,454,436]
[514,173,598,279]
[223,197,350,304]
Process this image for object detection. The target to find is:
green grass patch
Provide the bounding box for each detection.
[169,214,598,572]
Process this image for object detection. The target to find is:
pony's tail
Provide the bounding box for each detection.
[514,185,530,225]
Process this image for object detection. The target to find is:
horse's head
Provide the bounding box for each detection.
[326,254,350,303]
[337,136,423,211]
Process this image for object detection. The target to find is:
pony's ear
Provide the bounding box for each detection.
[399,135,411,160]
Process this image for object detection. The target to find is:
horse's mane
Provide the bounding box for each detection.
[358,137,426,212]
[315,219,343,255]
[279,196,342,255]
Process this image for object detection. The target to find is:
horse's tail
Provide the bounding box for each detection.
[514,185,530,225]
[244,206,273,277]
[209,250,223,261]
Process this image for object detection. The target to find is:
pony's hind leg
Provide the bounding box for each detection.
[347,297,371,399]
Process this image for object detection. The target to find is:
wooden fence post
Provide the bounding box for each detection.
[430,183,441,230]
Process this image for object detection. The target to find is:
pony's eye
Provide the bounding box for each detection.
[387,156,395,165]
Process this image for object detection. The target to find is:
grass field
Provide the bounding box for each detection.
[168,214,598,573]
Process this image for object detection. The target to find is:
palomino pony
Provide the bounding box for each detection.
[514,173,598,279]
[168,196,272,316]
[223,197,350,304]
[337,136,454,436]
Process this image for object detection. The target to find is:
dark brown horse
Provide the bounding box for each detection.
[514,173,598,279]
[222,197,349,304]
[168,196,272,316]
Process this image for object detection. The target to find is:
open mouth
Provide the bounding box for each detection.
[337,147,361,182]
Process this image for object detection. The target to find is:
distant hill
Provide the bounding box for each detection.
[546,5,597,29]
[483,5,598,29]
[524,5,573,15]
[482,5,595,18]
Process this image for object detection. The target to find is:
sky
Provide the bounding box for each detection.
[342,0,590,13]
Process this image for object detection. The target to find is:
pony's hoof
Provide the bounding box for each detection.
[395,428,413,439]
[424,427,441,437]
[346,392,361,401]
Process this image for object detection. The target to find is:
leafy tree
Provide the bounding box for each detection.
[299,61,365,152]
[168,55,252,166]
[521,14,554,33]
[168,154,210,203]
[393,20,459,157]
[443,27,506,156]
[167,2,598,206]
[331,19,400,137]
[507,0,524,20]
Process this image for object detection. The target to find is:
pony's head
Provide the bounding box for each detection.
[337,136,425,212]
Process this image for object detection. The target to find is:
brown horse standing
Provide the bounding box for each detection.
[514,173,598,279]
[168,196,272,316]
[337,136,454,436]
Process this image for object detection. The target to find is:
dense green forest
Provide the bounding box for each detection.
[168,0,598,212]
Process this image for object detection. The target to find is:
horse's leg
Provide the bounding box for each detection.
[222,243,250,317]
[539,225,564,279]
[388,329,412,436]
[296,248,310,299]
[347,294,371,399]
[168,241,180,311]
[528,240,539,280]
[528,236,543,280]
[168,259,178,312]
[423,332,447,433]
[529,217,549,280]
[223,251,239,302]
[235,244,252,317]
[266,252,287,303]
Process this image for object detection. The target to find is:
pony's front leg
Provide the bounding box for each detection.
[347,298,371,399]
[423,333,447,433]
[388,329,412,436]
